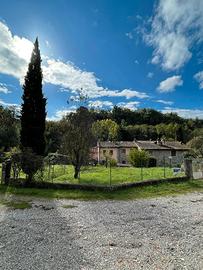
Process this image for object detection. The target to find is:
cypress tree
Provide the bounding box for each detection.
[21,38,46,156]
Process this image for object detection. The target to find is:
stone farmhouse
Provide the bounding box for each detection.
[91,140,190,166]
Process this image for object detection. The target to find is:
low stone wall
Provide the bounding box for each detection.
[8,176,189,192]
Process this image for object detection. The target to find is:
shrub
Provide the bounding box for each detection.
[11,149,22,179]
[21,148,44,182]
[128,148,150,167]
[0,152,5,163]
[44,153,69,165]
[109,158,117,167]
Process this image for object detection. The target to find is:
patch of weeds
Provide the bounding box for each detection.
[62,204,77,209]
[0,200,32,210]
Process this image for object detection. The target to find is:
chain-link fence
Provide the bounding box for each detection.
[0,155,186,186]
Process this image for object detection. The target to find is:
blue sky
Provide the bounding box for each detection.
[0,0,203,120]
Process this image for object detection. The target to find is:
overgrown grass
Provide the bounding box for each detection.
[0,179,202,201]
[62,204,77,209]
[41,165,184,185]
[0,200,32,209]
[1,162,184,185]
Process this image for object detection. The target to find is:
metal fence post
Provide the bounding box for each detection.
[140,160,143,181]
[163,156,166,178]
[109,160,112,186]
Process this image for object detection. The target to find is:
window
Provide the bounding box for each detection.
[171,150,176,156]
[122,160,126,164]
[109,150,113,155]
[121,149,126,154]
[103,150,106,155]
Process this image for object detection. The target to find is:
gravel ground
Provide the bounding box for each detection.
[0,192,202,270]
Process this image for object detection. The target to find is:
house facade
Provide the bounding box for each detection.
[91,140,190,166]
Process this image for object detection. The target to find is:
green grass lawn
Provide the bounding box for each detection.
[0,163,184,185]
[0,179,202,200]
[41,165,184,185]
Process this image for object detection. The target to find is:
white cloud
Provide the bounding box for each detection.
[55,108,76,118]
[0,21,149,101]
[88,100,113,109]
[43,59,104,97]
[147,72,153,78]
[43,59,149,99]
[0,21,33,80]
[101,89,149,99]
[144,0,203,70]
[162,107,203,119]
[0,83,11,94]
[0,98,19,108]
[47,106,77,121]
[117,101,140,111]
[194,71,203,89]
[126,32,133,39]
[157,75,183,93]
[156,99,174,105]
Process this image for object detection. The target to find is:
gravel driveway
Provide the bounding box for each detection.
[0,192,202,270]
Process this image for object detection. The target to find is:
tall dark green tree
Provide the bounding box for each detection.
[21,38,46,156]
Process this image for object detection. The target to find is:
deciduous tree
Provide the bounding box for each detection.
[60,107,94,179]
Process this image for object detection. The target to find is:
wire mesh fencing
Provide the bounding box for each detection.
[0,155,186,186]
[34,156,185,186]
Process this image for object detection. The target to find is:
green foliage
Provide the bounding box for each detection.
[44,153,69,165]
[20,148,44,182]
[128,148,150,167]
[60,106,94,179]
[109,158,117,167]
[0,200,32,209]
[187,136,203,157]
[0,106,20,151]
[89,106,200,142]
[8,163,184,185]
[45,121,63,154]
[21,38,46,156]
[62,204,77,209]
[0,180,202,201]
[92,119,120,141]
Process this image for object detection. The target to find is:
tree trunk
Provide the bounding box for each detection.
[26,173,33,185]
[74,166,80,179]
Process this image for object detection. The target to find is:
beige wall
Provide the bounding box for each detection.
[99,147,133,164]
[98,147,187,166]
[149,150,186,166]
[99,147,118,162]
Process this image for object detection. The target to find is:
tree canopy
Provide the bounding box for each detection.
[60,106,95,179]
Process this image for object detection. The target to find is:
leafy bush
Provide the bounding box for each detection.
[20,148,44,182]
[11,149,22,179]
[128,148,150,167]
[109,158,117,167]
[44,153,69,165]
[187,136,203,157]
[0,152,5,163]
